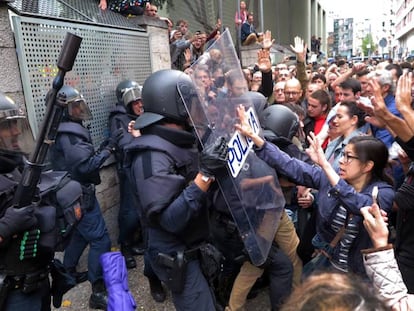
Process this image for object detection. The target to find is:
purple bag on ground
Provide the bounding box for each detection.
[100,251,137,311]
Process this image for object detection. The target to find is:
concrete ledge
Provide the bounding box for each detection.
[240,44,262,68]
[128,15,169,28]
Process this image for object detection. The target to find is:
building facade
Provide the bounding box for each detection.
[162,0,327,56]
[394,0,414,60]
[332,18,353,58]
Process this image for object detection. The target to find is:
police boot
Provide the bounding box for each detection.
[67,267,88,284]
[89,280,108,310]
[148,276,166,303]
[130,242,145,256]
[121,243,137,269]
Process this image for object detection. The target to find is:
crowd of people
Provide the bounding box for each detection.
[2,1,414,311]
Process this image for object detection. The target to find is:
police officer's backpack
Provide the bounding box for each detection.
[37,171,83,252]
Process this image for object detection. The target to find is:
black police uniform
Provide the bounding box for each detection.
[211,158,293,310]
[0,168,83,311]
[50,121,111,284]
[108,98,142,266]
[0,91,82,311]
[126,125,216,310]
[49,85,112,309]
[0,168,51,311]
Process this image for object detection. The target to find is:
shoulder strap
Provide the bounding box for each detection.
[330,213,353,248]
[57,122,91,142]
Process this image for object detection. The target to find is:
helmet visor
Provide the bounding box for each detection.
[177,81,209,141]
[67,96,92,121]
[122,86,142,107]
[0,112,34,157]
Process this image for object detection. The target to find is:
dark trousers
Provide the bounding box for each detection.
[63,196,111,285]
[397,259,414,294]
[151,256,215,311]
[4,279,50,311]
[117,171,141,245]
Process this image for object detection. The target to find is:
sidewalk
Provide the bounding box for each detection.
[53,254,270,310]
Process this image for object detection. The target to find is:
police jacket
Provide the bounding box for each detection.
[50,121,111,185]
[125,124,209,253]
[256,141,395,276]
[0,170,51,275]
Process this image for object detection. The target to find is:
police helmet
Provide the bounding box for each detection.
[57,85,92,122]
[260,104,299,140]
[116,79,142,107]
[243,91,267,116]
[135,69,198,130]
[0,91,34,157]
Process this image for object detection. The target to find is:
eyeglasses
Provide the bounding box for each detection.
[285,91,299,96]
[341,152,360,164]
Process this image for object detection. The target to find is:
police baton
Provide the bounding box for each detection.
[13,32,83,208]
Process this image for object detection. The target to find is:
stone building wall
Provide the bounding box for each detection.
[0,3,171,253]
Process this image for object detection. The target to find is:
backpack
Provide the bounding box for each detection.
[38,171,83,252]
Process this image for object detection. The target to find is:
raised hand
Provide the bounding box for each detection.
[260,30,275,50]
[305,132,327,167]
[99,0,107,10]
[395,72,413,115]
[290,36,307,63]
[360,203,389,249]
[364,79,389,127]
[351,62,366,74]
[235,105,265,147]
[184,48,192,63]
[257,48,271,73]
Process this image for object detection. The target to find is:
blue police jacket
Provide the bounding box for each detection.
[50,121,111,185]
[125,125,209,255]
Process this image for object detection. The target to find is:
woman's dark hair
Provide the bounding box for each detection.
[349,136,393,185]
[339,101,366,128]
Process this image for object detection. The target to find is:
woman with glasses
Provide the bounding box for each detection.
[235,105,394,278]
[325,100,367,172]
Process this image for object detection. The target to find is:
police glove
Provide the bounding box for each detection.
[199,136,228,178]
[98,132,120,154]
[0,205,37,240]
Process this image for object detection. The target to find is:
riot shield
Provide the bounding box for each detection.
[180,29,285,266]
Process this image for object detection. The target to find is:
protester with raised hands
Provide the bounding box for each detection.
[235,104,394,278]
[358,71,414,294]
[357,72,414,141]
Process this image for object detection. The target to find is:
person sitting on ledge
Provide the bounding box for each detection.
[240,12,263,46]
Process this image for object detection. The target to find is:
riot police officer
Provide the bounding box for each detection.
[110,80,167,302]
[210,93,294,311]
[49,86,112,310]
[108,80,144,269]
[0,91,82,311]
[125,69,228,310]
[0,91,46,310]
